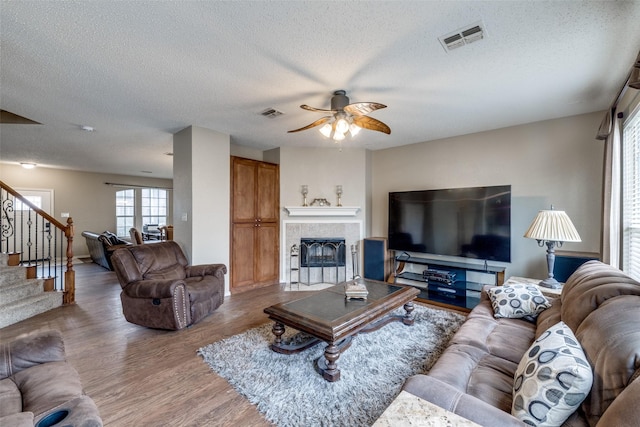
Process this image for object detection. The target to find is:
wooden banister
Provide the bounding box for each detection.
[0,179,75,304]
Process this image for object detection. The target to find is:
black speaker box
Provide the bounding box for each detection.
[363,237,392,282]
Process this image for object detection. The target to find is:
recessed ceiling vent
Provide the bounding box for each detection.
[439,21,485,52]
[260,108,284,118]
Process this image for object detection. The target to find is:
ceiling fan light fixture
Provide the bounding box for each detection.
[319,123,333,138]
[335,117,349,134]
[289,90,390,141]
[333,131,346,141]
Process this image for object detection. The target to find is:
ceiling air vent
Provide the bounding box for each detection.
[260,108,284,118]
[439,21,485,52]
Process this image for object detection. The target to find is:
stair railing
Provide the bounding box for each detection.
[0,180,75,304]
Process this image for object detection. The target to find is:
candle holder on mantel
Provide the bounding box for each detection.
[336,185,343,207]
[301,185,309,207]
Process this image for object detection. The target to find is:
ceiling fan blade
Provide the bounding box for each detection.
[0,110,41,124]
[288,116,332,133]
[344,102,387,116]
[353,116,391,135]
[300,104,336,113]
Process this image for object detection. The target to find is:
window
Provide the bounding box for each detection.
[622,104,640,280]
[141,188,168,227]
[116,189,134,237]
[114,188,170,238]
[15,195,42,210]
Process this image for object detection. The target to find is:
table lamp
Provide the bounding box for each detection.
[524,207,581,288]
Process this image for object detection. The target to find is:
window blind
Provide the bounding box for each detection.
[623,104,640,280]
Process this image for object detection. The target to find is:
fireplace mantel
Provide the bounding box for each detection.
[284,206,360,217]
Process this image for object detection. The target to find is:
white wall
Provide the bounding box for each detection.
[0,163,172,258]
[371,111,605,279]
[173,126,230,290]
[279,147,368,218]
[173,127,193,258]
[230,143,264,161]
[278,147,369,282]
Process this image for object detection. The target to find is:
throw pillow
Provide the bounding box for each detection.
[512,321,593,426]
[487,283,551,318]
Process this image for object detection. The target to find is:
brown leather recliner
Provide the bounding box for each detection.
[110,241,226,330]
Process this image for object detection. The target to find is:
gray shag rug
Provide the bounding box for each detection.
[198,304,465,427]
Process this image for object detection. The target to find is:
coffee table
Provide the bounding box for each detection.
[263,279,419,382]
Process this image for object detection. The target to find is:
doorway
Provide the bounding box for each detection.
[11,188,54,262]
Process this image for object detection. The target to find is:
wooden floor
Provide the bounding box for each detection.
[0,262,308,426]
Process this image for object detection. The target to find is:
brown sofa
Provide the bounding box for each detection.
[81,231,132,270]
[0,330,102,427]
[110,241,226,330]
[402,260,640,426]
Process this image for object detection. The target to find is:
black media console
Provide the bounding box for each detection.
[393,253,506,311]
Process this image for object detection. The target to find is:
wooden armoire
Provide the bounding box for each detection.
[230,156,280,292]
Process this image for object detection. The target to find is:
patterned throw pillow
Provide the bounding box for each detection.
[512,321,593,426]
[487,283,551,318]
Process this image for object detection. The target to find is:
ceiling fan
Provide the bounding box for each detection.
[288,90,390,141]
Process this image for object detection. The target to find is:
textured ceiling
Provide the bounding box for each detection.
[1,1,640,179]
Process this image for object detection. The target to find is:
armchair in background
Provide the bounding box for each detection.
[110,241,226,330]
[129,227,143,245]
[159,225,173,241]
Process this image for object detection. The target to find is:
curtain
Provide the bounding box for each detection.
[601,113,622,267]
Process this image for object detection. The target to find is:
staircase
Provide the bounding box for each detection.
[0,253,63,329]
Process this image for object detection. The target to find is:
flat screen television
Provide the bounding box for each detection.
[388,185,511,262]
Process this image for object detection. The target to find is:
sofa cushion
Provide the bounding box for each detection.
[561,260,640,332]
[512,321,592,427]
[487,283,551,319]
[575,295,640,426]
[596,375,640,427]
[535,298,561,339]
[12,361,84,417]
[0,378,22,416]
[426,294,537,414]
[0,330,66,379]
[0,412,33,427]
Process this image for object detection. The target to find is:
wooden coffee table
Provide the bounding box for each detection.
[263,279,419,382]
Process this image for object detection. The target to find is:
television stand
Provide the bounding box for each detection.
[392,254,505,311]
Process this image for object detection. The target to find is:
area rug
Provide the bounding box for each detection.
[197,304,466,427]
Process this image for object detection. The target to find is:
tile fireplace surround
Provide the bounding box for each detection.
[281,219,364,284]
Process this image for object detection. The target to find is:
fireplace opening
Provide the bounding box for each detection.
[300,238,346,267]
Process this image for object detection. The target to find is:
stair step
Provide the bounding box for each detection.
[0,292,63,329]
[0,266,28,285]
[1,279,44,305]
[0,254,64,328]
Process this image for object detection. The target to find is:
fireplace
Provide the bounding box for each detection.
[300,238,346,267]
[282,220,363,285]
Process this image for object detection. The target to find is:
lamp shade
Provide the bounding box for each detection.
[524,209,581,242]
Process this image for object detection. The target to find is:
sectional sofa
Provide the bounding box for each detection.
[403,260,640,426]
